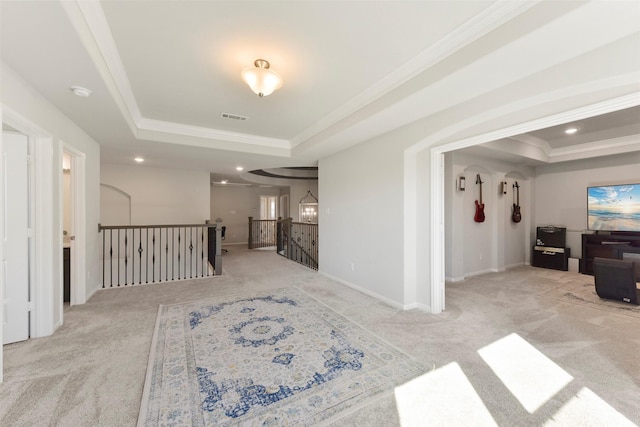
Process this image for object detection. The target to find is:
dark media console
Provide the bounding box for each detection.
[580,232,640,275]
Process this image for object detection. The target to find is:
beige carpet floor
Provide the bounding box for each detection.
[1,246,639,426]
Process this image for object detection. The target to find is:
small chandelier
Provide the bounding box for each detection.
[299,189,318,223]
[241,59,283,97]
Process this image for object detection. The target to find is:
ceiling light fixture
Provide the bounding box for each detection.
[241,59,283,97]
[236,166,244,171]
[70,86,92,97]
[565,127,578,135]
[134,157,144,163]
[221,180,228,184]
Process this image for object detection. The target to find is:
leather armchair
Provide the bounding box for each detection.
[593,257,640,305]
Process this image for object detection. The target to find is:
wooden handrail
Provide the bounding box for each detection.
[98,222,222,288]
[99,223,214,231]
[276,218,318,270]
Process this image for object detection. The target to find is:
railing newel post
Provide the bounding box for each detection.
[117,228,121,286]
[287,219,293,261]
[215,218,223,274]
[109,229,114,287]
[101,228,105,288]
[158,228,162,283]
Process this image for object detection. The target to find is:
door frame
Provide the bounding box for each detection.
[2,106,56,382]
[422,93,640,314]
[61,143,87,307]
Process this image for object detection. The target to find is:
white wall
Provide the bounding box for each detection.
[100,184,131,225]
[446,151,534,281]
[320,27,638,311]
[534,151,640,258]
[101,164,210,225]
[210,185,281,244]
[2,62,101,325]
[319,134,406,306]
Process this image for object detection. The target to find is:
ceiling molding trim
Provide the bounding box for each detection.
[500,85,640,140]
[74,0,143,124]
[445,80,640,156]
[480,138,550,163]
[137,118,291,149]
[61,1,141,137]
[294,2,636,161]
[289,0,541,149]
[2,104,51,138]
[211,182,252,187]
[508,134,552,156]
[550,134,640,163]
[409,85,640,159]
[261,168,318,178]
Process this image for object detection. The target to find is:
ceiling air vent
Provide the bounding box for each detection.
[221,112,248,121]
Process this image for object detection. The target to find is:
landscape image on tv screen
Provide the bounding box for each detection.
[588,183,640,231]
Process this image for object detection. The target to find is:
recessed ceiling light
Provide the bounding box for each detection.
[70,86,92,97]
[565,127,578,135]
[134,157,144,163]
[221,180,228,184]
[236,166,244,171]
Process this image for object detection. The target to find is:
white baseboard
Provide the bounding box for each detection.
[85,282,101,303]
[318,270,429,312]
[505,261,526,270]
[401,301,432,312]
[463,268,497,279]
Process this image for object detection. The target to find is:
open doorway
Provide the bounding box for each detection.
[423,95,640,315]
[62,152,72,306]
[62,144,87,307]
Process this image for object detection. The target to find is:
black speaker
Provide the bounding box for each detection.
[536,226,566,247]
[532,246,570,271]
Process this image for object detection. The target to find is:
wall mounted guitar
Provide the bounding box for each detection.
[512,181,522,223]
[474,174,485,223]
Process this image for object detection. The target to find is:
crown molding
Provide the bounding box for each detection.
[75,1,142,123]
[66,0,638,163]
[137,118,290,150]
[550,134,640,163]
[289,0,541,149]
[65,1,294,154]
[67,0,542,154]
[508,134,552,157]
[62,0,141,133]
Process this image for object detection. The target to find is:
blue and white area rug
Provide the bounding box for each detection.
[138,287,424,426]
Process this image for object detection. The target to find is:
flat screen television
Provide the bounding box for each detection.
[588,183,640,232]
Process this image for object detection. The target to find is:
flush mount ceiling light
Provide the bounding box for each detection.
[70,85,92,97]
[241,59,283,97]
[134,157,144,163]
[236,166,244,171]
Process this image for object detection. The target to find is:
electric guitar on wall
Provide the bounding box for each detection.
[512,181,522,223]
[474,174,485,223]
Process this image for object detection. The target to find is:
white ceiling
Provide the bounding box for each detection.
[2,1,639,179]
[462,106,640,166]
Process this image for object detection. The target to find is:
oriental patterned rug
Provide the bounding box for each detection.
[138,287,424,426]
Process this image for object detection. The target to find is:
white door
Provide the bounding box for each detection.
[2,132,30,344]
